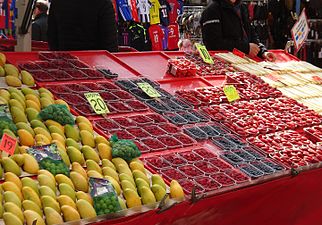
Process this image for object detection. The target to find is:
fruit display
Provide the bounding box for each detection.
[277,84,322,100]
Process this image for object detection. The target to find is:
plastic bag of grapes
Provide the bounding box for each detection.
[110,135,141,161]
[38,104,75,125]
[89,177,121,216]
[0,115,17,138]
[27,143,70,176]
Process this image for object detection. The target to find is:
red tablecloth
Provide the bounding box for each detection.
[96,167,322,225]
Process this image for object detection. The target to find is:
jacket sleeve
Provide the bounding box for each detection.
[247,11,267,57]
[98,0,118,52]
[47,2,58,50]
[200,7,250,53]
[31,23,41,41]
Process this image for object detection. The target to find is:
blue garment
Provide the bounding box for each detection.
[117,0,133,21]
[161,25,168,50]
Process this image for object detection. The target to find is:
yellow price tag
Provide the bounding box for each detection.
[195,43,214,64]
[137,82,161,98]
[223,85,240,102]
[84,92,110,114]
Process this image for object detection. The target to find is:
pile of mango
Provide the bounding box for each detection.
[0,53,35,87]
[0,86,184,225]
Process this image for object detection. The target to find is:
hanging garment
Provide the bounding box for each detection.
[137,0,151,23]
[129,22,147,50]
[128,0,140,22]
[161,25,169,49]
[167,24,179,50]
[167,0,180,24]
[159,0,171,26]
[149,24,164,50]
[149,0,161,24]
[117,0,133,21]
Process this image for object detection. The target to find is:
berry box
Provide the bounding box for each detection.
[221,151,244,165]
[238,164,265,178]
[225,169,250,183]
[58,93,86,105]
[194,161,219,174]
[107,102,132,113]
[178,151,203,163]
[129,115,153,125]
[130,89,151,100]
[53,60,75,69]
[145,99,169,113]
[162,154,187,166]
[143,125,167,136]
[127,127,150,139]
[209,158,232,171]
[112,90,134,100]
[146,113,168,124]
[211,173,236,187]
[116,80,138,90]
[193,148,218,159]
[177,111,201,124]
[133,141,150,153]
[81,69,105,79]
[173,133,196,147]
[112,117,137,128]
[159,123,180,134]
[32,70,55,82]
[179,165,204,177]
[231,150,256,161]
[71,60,91,69]
[190,110,210,122]
[261,159,285,171]
[160,168,187,181]
[98,82,120,91]
[199,126,220,137]
[250,161,275,175]
[64,69,88,79]
[195,176,221,191]
[161,98,185,111]
[18,61,40,71]
[111,130,135,140]
[45,85,71,94]
[157,136,182,149]
[126,100,149,111]
[242,146,266,160]
[74,104,97,117]
[55,52,79,60]
[164,112,188,125]
[82,83,103,91]
[184,127,208,140]
[141,138,166,151]
[143,156,171,170]
[65,84,90,92]
[179,179,204,194]
[100,92,118,101]
[50,70,73,81]
[36,60,59,70]
[94,119,119,131]
[212,136,237,150]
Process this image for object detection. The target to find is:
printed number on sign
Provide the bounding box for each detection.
[84,92,110,115]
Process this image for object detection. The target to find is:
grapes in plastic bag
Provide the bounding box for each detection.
[110,135,141,161]
[89,177,121,215]
[0,115,17,138]
[27,143,70,176]
[38,104,75,125]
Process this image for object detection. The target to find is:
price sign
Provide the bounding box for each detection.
[137,82,161,98]
[291,8,309,52]
[84,92,110,114]
[223,85,240,102]
[195,43,214,64]
[0,133,17,155]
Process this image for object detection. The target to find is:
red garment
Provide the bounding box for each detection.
[167,0,180,24]
[149,25,164,51]
[129,0,140,22]
[167,24,179,50]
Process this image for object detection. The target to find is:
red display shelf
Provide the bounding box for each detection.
[158,77,213,94]
[114,52,170,81]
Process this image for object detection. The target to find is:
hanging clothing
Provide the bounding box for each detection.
[159,0,171,26]
[137,0,151,23]
[129,0,140,22]
[167,0,180,24]
[117,0,133,21]
[149,24,164,50]
[167,24,179,50]
[161,25,168,49]
[149,0,161,25]
[129,22,147,50]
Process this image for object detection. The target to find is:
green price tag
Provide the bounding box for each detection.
[84,92,110,114]
[137,82,161,98]
[195,43,214,64]
[223,85,240,102]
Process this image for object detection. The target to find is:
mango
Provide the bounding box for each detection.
[10,154,25,167]
[41,195,61,213]
[71,162,87,179]
[30,119,48,130]
[57,195,77,209]
[82,145,100,163]
[102,159,116,171]
[35,133,51,145]
[57,147,70,167]
[80,130,95,147]
[95,135,109,145]
[102,166,119,182]
[76,199,97,219]
[76,191,93,205]
[3,212,23,225]
[22,186,42,208]
[38,174,56,192]
[76,116,92,128]
[39,186,56,199]
[151,184,167,202]
[38,87,53,97]
[64,124,80,141]
[48,125,65,137]
[21,70,35,86]
[24,210,46,225]
[139,186,156,205]
[26,99,40,112]
[11,106,27,123]
[26,107,39,121]
[86,159,102,174]
[87,170,103,178]
[0,89,10,101]
[55,174,75,190]
[70,171,89,192]
[22,200,43,217]
[21,177,39,195]
[1,157,21,176]
[61,205,81,222]
[123,188,142,208]
[45,120,64,132]
[4,172,22,189]
[44,207,63,225]
[16,122,35,137]
[5,75,21,87]
[169,180,184,200]
[59,183,76,202]
[38,169,55,183]
[2,181,23,200]
[66,137,80,150]
[8,99,24,111]
[54,99,70,110]
[4,64,19,76]
[4,191,21,208]
[0,53,6,66]
[40,97,52,109]
[23,154,39,174]
[97,143,112,160]
[104,175,121,195]
[67,146,85,165]
[21,87,37,96]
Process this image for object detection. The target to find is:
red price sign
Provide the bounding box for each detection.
[0,133,17,155]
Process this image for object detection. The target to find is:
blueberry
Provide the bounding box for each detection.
[225,135,247,147]
[232,150,256,161]
[165,113,188,125]
[145,99,169,112]
[190,111,210,122]
[251,161,275,174]
[263,160,284,171]
[178,112,200,123]
[116,80,137,90]
[238,164,264,178]
[221,152,244,164]
[199,126,219,137]
[170,98,192,110]
[133,78,160,88]
[130,88,151,100]
[210,125,230,136]
[184,127,208,140]
[162,98,184,111]
[243,147,265,160]
[212,136,237,150]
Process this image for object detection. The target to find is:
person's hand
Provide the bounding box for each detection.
[249,43,260,57]
[263,51,276,62]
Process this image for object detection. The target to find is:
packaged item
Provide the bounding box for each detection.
[27,143,70,176]
[167,58,197,77]
[110,135,141,161]
[89,177,121,215]
[38,104,75,125]
[0,115,17,138]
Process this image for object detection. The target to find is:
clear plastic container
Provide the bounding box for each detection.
[178,151,203,163]
[160,168,187,181]
[173,133,197,147]
[141,138,166,151]
[162,154,187,166]
[112,117,137,128]
[94,119,119,131]
[177,111,201,124]
[31,70,55,82]
[212,136,237,150]
[107,102,132,113]
[195,176,222,192]
[157,135,183,149]
[126,100,149,111]
[193,148,218,159]
[194,161,219,174]
[145,99,170,113]
[199,125,220,137]
[127,127,150,139]
[57,93,86,106]
[164,112,189,125]
[142,125,167,136]
[65,83,90,93]
[220,151,244,165]
[238,164,265,178]
[179,165,204,178]
[129,115,153,125]
[184,127,208,140]
[144,156,171,170]
[49,69,73,81]
[211,173,236,187]
[115,79,138,90]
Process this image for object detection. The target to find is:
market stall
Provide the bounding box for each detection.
[0,49,321,225]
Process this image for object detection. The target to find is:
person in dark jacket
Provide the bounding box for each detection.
[48,0,118,52]
[200,0,275,61]
[32,2,48,42]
